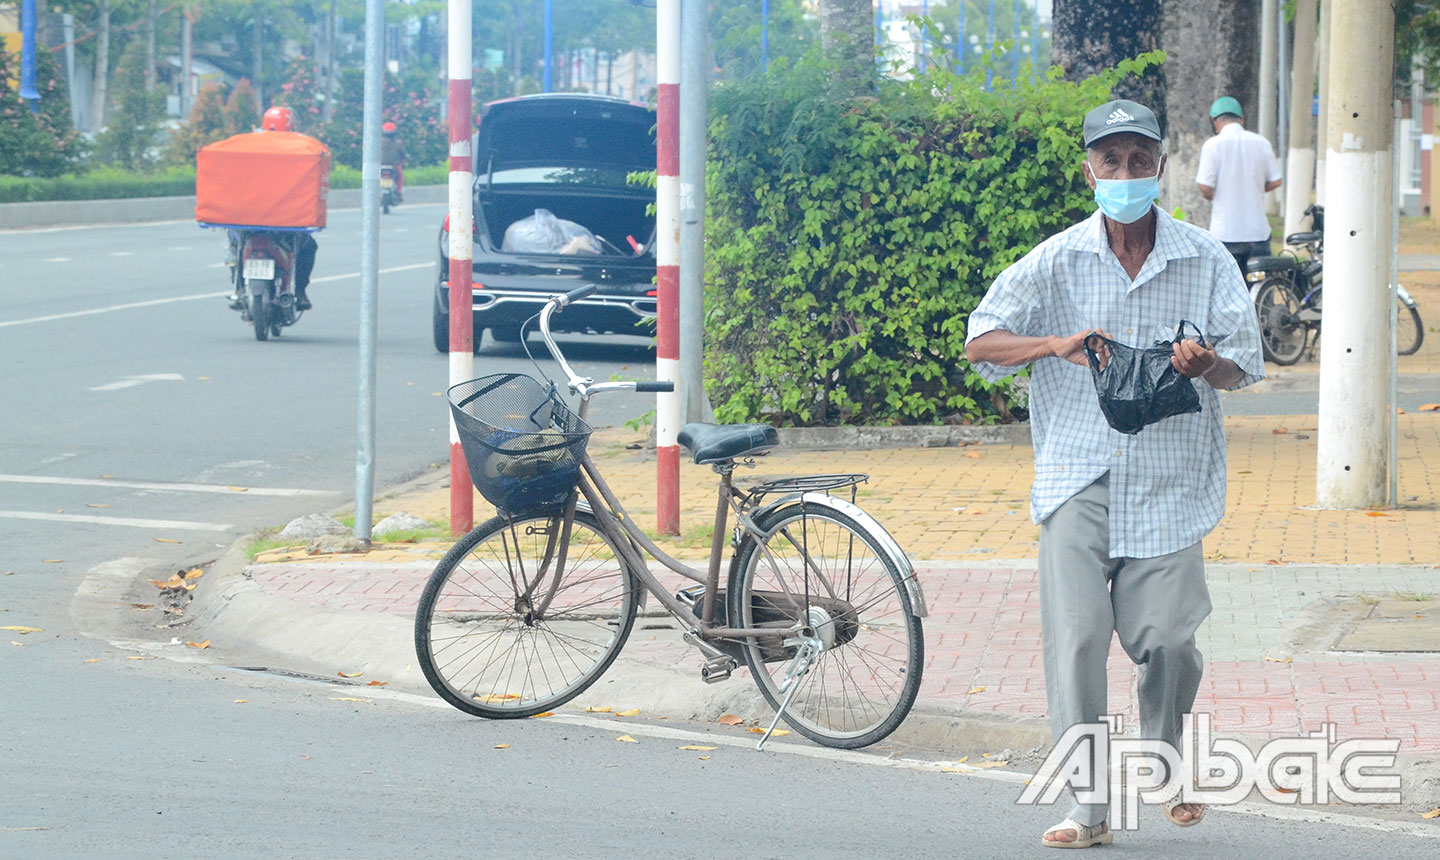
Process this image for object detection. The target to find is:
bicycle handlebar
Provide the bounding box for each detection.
[539,290,672,399]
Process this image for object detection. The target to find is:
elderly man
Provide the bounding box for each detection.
[1197,95,1283,275]
[964,99,1264,848]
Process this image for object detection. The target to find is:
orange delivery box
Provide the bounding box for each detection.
[195,131,331,228]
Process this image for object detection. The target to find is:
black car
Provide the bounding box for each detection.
[433,94,658,351]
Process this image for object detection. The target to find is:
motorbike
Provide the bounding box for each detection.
[226,228,311,341]
[381,165,399,214]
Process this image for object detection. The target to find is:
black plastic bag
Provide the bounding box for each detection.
[1083,321,1206,435]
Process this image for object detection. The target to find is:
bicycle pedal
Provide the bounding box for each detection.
[700,656,737,684]
[675,584,705,610]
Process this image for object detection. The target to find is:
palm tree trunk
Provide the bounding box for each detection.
[145,0,157,91]
[252,4,264,110]
[818,0,875,90]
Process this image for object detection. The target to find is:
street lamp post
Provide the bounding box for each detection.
[543,0,554,93]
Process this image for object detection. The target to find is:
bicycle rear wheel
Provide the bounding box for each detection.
[729,503,922,749]
[415,510,639,718]
[1256,278,1307,365]
[1397,298,1424,356]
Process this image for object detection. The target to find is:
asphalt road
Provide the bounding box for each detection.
[2,208,1437,856]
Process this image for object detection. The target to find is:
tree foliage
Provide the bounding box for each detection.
[165,83,229,165]
[95,39,166,169]
[703,51,1163,426]
[0,44,86,176]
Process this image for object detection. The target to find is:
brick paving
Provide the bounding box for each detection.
[248,559,1440,754]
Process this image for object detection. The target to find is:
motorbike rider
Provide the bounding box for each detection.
[381,121,406,203]
[227,106,319,311]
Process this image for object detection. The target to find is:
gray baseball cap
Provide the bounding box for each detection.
[1083,99,1163,148]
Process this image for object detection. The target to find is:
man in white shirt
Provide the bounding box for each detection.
[1195,96,1283,275]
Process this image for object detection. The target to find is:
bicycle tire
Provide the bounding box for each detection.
[1255,278,1307,365]
[729,502,922,749]
[415,510,639,718]
[1397,299,1424,356]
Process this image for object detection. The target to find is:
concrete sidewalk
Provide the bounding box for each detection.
[185,401,1440,812]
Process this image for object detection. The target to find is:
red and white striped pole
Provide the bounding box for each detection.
[447,0,474,536]
[655,0,681,535]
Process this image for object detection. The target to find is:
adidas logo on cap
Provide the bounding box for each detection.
[1105,108,1135,126]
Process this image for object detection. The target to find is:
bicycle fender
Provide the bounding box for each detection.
[750,492,927,618]
[1397,284,1418,308]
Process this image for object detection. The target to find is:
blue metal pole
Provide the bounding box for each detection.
[761,0,769,72]
[20,0,39,111]
[1032,0,1039,76]
[921,0,928,74]
[1013,0,1020,80]
[986,0,994,90]
[543,0,553,92]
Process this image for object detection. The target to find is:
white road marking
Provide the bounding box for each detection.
[0,263,428,329]
[44,256,70,262]
[0,510,232,531]
[0,474,336,497]
[90,373,185,391]
[168,246,192,251]
[110,251,134,257]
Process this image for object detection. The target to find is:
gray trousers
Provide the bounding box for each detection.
[1037,475,1212,826]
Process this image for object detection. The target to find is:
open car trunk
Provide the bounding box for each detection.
[478,190,654,258]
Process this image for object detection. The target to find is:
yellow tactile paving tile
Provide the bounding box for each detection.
[345,413,1440,567]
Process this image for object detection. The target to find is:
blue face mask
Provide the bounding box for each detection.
[1090,163,1160,224]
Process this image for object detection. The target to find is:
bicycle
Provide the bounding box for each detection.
[414,285,927,750]
[1248,204,1424,365]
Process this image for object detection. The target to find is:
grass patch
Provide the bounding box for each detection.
[641,523,716,550]
[244,527,302,560]
[1393,590,1436,602]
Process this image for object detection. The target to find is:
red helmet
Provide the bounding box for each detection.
[382,121,396,133]
[262,106,295,132]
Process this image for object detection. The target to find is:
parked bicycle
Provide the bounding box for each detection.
[1247,204,1423,365]
[413,286,926,750]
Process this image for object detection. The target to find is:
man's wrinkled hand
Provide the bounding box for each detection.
[1172,338,1218,379]
[1055,330,1112,369]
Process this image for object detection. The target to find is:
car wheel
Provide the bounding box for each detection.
[432,291,448,353]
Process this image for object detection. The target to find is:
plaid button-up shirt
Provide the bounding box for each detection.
[965,207,1265,558]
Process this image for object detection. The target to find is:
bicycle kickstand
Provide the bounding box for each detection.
[756,634,821,751]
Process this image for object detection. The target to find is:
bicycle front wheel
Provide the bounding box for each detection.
[1256,278,1308,365]
[729,503,923,749]
[415,510,639,718]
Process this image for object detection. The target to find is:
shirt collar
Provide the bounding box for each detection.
[1219,122,1245,137]
[1061,207,1199,262]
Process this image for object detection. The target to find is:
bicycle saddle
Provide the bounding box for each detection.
[677,422,779,464]
[1285,231,1322,245]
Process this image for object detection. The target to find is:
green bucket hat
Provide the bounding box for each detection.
[1209,96,1243,119]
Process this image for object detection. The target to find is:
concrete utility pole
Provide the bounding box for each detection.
[1316,0,1394,509]
[1315,0,1332,204]
[354,0,384,541]
[1284,0,1317,236]
[679,0,712,425]
[1259,0,1277,147]
[446,0,475,535]
[656,0,682,535]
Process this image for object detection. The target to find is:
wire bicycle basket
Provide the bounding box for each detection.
[448,373,592,514]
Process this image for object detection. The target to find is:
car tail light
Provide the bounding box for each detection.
[646,289,657,297]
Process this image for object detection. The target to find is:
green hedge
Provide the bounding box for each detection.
[703,53,1163,427]
[0,164,450,203]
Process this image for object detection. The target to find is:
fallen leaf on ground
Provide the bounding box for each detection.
[183,569,204,580]
[1418,404,1440,412]
[967,686,987,695]
[153,537,181,544]
[585,705,612,713]
[186,640,211,650]
[87,503,111,508]
[42,559,62,564]
[529,711,553,717]
[300,754,310,760]
[149,574,187,590]
[9,641,20,646]
[83,658,99,663]
[1421,807,1440,819]
[698,755,711,760]
[1397,408,1406,415]
[616,734,638,743]
[129,603,153,610]
[125,655,156,660]
[1273,786,1299,794]
[234,699,247,704]
[475,693,520,702]
[338,671,363,678]
[330,697,370,703]
[616,708,641,717]
[965,451,984,459]
[940,767,967,773]
[982,753,991,757]
[367,680,389,687]
[678,745,717,751]
[1272,427,1289,434]
[971,761,1010,768]
[717,714,744,725]
[747,728,790,736]
[1264,656,1293,663]
[959,756,969,763]
[493,744,510,749]
[228,486,249,492]
[1366,511,1389,517]
[0,626,42,634]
